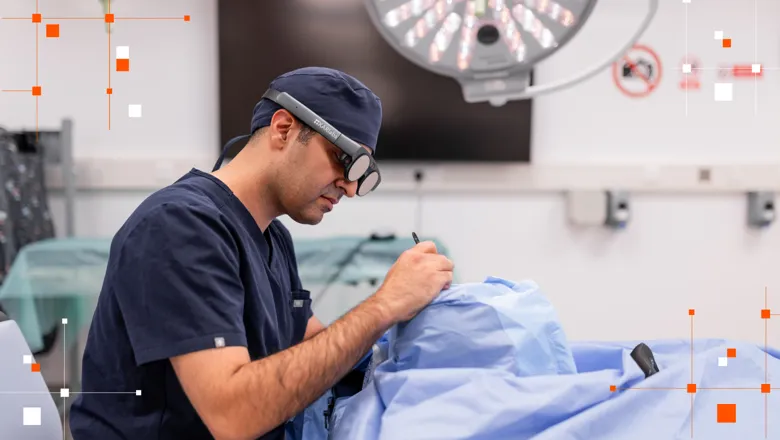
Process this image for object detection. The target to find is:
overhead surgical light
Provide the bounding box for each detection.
[364,0,659,106]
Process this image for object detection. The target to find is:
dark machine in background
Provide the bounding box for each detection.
[0,128,59,356]
[217,0,533,163]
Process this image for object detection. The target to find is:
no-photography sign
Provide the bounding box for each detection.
[613,44,663,98]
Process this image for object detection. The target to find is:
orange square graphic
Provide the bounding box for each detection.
[762,384,771,393]
[610,385,616,392]
[687,384,696,393]
[717,403,736,423]
[762,309,771,319]
[184,15,191,21]
[106,88,113,95]
[105,14,114,23]
[46,24,59,38]
[32,13,41,23]
[727,348,736,358]
[722,38,732,48]
[32,86,41,96]
[689,309,695,316]
[31,363,40,372]
[116,59,130,72]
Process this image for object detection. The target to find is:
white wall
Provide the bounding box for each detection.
[2,0,779,346]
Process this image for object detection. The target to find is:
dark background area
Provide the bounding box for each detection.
[217,0,533,163]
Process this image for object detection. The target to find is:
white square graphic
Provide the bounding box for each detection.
[61,318,68,324]
[22,355,32,364]
[136,390,142,396]
[128,104,142,118]
[714,83,733,101]
[752,64,761,73]
[682,64,692,74]
[60,388,69,398]
[23,407,41,426]
[682,0,691,3]
[714,31,724,40]
[718,357,728,367]
[214,337,225,348]
[116,45,130,59]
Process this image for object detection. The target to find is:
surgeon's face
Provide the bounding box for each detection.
[277,122,361,225]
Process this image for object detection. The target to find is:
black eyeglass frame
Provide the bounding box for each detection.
[262,89,381,196]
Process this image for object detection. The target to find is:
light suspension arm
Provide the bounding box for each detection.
[486,0,660,105]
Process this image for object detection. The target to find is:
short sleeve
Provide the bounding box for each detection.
[112,201,246,366]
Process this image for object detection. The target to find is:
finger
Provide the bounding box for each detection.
[439,272,453,289]
[414,241,438,254]
[434,255,454,271]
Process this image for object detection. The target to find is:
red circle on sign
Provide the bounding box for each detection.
[612,44,663,98]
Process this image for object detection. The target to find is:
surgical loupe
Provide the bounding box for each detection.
[262,89,381,196]
[364,0,660,106]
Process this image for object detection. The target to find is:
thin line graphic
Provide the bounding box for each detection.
[684,0,688,116]
[108,0,112,129]
[679,4,772,115]
[2,17,189,20]
[35,21,38,84]
[691,309,694,438]
[62,318,67,440]
[754,0,758,115]
[62,320,66,394]
[691,312,694,384]
[40,18,104,21]
[766,286,769,438]
[1,317,143,438]
[115,17,188,21]
[610,288,774,438]
[613,387,687,391]
[0,2,190,136]
[35,12,39,140]
[0,391,139,395]
[698,387,764,391]
[691,392,694,438]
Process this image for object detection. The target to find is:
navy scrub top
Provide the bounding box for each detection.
[69,169,313,440]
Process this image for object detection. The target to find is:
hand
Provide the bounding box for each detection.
[373,241,454,324]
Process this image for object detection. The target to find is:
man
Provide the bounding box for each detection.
[68,67,454,440]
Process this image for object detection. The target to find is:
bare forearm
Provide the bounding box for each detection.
[222,295,392,438]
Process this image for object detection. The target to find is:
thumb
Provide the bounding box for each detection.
[414,241,438,254]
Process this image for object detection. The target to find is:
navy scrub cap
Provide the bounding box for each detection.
[250,67,383,152]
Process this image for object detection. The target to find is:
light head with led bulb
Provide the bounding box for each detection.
[364,0,659,106]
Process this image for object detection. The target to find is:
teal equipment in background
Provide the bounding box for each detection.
[0,234,453,354]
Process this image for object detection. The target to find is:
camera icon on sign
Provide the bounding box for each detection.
[622,59,654,80]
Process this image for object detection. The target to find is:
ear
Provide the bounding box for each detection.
[268,109,295,149]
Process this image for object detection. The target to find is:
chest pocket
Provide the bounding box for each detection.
[289,289,312,346]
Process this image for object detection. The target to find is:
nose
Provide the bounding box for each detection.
[337,179,358,198]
